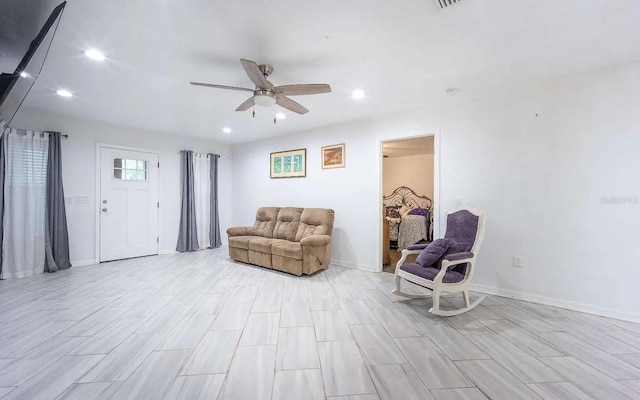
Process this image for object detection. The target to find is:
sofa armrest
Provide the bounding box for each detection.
[443,252,474,262]
[227,226,255,237]
[300,235,331,247]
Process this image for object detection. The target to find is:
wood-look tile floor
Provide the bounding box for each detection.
[1,248,640,399]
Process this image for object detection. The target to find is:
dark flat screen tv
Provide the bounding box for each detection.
[0,1,66,125]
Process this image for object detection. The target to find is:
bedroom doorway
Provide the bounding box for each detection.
[381,135,435,273]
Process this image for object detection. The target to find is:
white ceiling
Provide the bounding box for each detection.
[2,0,640,145]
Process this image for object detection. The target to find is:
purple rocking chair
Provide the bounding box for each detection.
[392,206,486,316]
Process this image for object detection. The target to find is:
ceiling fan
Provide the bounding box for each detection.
[190,59,331,115]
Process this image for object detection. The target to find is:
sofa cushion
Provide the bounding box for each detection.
[248,238,288,253]
[273,207,304,241]
[295,208,335,242]
[228,236,255,250]
[252,207,281,238]
[249,250,273,268]
[272,241,303,260]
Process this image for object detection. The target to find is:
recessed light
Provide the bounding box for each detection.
[351,89,365,100]
[56,89,73,97]
[275,112,286,120]
[84,49,106,61]
[19,71,29,78]
[222,127,232,134]
[446,88,459,94]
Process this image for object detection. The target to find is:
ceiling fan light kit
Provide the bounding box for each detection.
[253,90,277,107]
[190,58,331,116]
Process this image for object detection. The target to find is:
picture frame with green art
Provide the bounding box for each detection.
[270,148,306,178]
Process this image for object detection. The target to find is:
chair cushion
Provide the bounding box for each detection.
[416,238,468,267]
[444,210,479,250]
[400,263,465,283]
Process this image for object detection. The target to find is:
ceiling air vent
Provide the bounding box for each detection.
[434,0,461,9]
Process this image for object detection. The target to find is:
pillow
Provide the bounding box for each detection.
[416,238,469,268]
[386,206,401,219]
[408,207,429,217]
[399,205,412,216]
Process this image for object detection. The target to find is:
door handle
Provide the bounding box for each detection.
[102,207,108,212]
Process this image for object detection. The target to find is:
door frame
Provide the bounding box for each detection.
[95,142,161,263]
[378,132,441,272]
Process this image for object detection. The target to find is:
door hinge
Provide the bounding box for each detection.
[157,162,159,168]
[157,201,159,208]
[157,237,159,243]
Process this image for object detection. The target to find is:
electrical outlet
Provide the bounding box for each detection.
[513,255,523,267]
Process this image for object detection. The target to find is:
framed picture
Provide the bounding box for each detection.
[270,148,306,178]
[321,143,346,169]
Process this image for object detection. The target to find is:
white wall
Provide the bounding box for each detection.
[383,153,434,201]
[10,108,232,265]
[232,61,640,320]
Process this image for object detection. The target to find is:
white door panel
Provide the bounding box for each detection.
[100,147,159,262]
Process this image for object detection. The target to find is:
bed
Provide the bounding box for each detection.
[383,186,433,252]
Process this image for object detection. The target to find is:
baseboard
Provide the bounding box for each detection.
[471,283,640,324]
[330,259,378,273]
[71,259,97,267]
[159,249,178,255]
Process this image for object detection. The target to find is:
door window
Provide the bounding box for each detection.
[113,158,148,181]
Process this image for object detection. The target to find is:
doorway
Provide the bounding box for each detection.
[381,135,436,273]
[98,145,159,262]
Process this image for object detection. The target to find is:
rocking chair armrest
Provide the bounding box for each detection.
[431,256,476,286]
[443,252,474,262]
[440,255,474,273]
[401,248,423,257]
[406,243,429,250]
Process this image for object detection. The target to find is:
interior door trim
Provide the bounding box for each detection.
[95,142,161,264]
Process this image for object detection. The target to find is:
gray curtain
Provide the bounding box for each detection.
[208,153,222,248]
[0,130,5,277]
[44,132,71,272]
[177,150,199,251]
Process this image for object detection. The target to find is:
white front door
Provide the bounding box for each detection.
[99,147,159,262]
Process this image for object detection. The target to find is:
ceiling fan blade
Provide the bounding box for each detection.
[190,82,253,92]
[235,96,255,111]
[275,84,331,96]
[240,59,269,88]
[276,95,309,115]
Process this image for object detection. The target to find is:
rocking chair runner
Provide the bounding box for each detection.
[392,206,486,316]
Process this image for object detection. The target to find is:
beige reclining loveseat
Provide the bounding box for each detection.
[227,207,335,276]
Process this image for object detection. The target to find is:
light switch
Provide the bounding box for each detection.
[64,196,73,204]
[75,196,89,204]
